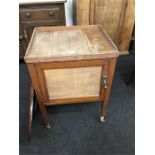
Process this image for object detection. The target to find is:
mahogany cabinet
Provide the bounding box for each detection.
[24,25,119,139]
[19,1,66,59]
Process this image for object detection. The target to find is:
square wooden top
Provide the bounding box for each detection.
[24,25,119,63]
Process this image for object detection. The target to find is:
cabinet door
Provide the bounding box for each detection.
[34,60,109,105]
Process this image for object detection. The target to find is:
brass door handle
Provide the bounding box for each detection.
[102,76,108,89]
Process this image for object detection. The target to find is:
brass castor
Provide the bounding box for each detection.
[45,123,51,129]
[100,116,106,123]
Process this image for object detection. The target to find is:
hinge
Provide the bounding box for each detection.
[101,75,108,89]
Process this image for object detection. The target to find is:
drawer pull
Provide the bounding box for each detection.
[26,12,31,17]
[49,11,54,16]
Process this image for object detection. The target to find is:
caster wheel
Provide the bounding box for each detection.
[100,116,106,123]
[45,123,51,129]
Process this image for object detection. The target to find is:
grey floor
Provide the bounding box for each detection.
[19,54,135,155]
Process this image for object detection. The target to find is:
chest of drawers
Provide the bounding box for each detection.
[19,1,66,59]
[24,25,119,139]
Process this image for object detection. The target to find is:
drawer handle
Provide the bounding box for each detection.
[26,12,31,17]
[49,11,54,16]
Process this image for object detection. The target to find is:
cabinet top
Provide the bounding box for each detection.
[19,0,66,4]
[24,25,119,63]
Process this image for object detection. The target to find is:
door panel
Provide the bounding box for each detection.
[35,60,109,105]
[44,66,102,99]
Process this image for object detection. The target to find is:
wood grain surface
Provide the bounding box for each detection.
[24,25,119,63]
[118,0,135,52]
[74,0,91,25]
[25,25,118,131]
[94,0,124,43]
[75,0,135,53]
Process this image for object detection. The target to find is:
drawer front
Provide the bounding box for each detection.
[20,7,61,21]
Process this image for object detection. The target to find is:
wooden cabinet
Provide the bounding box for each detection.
[74,0,135,54]
[19,1,66,59]
[24,25,119,137]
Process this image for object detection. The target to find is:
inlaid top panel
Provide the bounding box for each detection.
[24,25,119,63]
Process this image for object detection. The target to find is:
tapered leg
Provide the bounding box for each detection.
[99,58,117,123]
[100,100,109,123]
[28,84,34,141]
[36,95,50,128]
[34,91,50,128]
[27,64,50,128]
[32,92,37,119]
